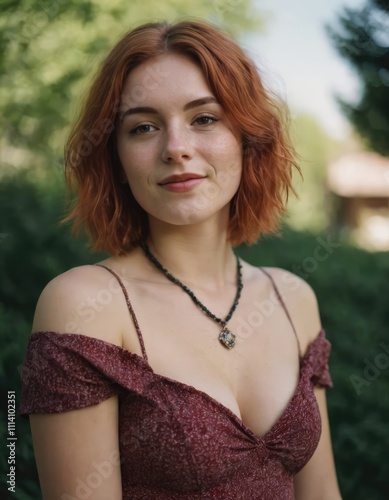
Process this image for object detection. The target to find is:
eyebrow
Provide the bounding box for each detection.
[119,96,219,121]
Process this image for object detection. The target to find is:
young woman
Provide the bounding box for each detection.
[20,20,342,499]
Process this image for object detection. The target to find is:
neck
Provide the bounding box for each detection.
[144,216,237,291]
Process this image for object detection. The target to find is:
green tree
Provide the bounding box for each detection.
[327,0,389,155]
[0,0,264,180]
[0,3,265,498]
[1,173,388,499]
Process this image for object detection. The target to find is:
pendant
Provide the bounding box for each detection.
[218,325,236,349]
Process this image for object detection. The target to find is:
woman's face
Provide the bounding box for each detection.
[116,53,242,229]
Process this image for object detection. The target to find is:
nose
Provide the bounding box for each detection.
[161,125,193,163]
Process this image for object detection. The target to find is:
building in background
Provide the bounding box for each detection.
[327,151,389,251]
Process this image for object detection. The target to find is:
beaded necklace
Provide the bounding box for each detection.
[140,242,243,349]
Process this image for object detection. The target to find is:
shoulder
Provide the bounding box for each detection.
[260,266,318,302]
[266,266,322,352]
[244,262,322,353]
[32,264,124,347]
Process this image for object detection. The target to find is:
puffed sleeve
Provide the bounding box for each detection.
[20,332,120,416]
[309,330,333,389]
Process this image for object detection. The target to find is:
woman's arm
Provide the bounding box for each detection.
[30,398,122,499]
[28,266,124,499]
[267,268,342,499]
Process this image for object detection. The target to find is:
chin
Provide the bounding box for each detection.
[148,202,231,228]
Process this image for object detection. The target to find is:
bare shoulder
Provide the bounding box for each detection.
[30,264,124,499]
[243,261,323,353]
[32,264,124,347]
[266,266,322,352]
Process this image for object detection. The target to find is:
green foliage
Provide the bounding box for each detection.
[239,231,389,500]
[0,2,264,497]
[1,174,388,499]
[327,0,389,155]
[287,114,342,232]
[0,307,38,500]
[0,174,106,500]
[0,0,264,178]
[1,3,387,498]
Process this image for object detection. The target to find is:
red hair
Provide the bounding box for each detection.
[64,20,300,254]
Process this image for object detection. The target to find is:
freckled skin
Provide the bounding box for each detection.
[21,303,333,498]
[116,53,242,228]
[23,38,341,500]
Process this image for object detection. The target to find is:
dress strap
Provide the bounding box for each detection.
[259,268,302,358]
[94,264,148,361]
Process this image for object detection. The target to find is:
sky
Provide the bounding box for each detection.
[243,0,367,140]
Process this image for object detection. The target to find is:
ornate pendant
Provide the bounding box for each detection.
[218,325,236,349]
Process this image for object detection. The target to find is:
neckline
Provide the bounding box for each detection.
[29,329,324,443]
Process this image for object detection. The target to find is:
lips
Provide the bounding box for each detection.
[158,173,206,193]
[158,173,205,185]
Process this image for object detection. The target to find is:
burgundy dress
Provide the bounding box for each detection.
[20,266,333,499]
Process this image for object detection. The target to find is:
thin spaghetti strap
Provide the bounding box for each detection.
[94,264,148,361]
[259,268,302,358]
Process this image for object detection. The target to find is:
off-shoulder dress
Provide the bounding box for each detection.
[20,266,333,499]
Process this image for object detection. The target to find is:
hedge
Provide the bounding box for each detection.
[0,175,387,499]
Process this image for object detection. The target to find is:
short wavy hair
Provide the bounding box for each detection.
[64,20,300,255]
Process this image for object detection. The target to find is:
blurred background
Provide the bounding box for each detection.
[0,0,388,498]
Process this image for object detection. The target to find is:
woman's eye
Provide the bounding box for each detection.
[194,115,218,126]
[129,124,156,135]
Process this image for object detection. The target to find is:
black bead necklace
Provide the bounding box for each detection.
[140,242,243,349]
